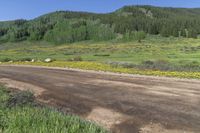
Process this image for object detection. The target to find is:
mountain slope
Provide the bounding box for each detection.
[1,5,200,44]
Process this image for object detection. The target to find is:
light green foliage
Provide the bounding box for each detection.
[44,20,116,44]
[3,107,107,133]
[123,31,146,42]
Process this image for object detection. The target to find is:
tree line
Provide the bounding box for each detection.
[0,5,200,44]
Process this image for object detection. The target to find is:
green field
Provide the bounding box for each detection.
[0,85,108,133]
[1,35,200,72]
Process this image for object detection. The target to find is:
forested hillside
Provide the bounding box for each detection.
[1,5,200,44]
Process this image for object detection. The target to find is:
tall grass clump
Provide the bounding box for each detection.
[0,85,108,133]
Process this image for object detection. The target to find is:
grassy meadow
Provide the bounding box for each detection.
[0,85,108,133]
[1,35,200,78]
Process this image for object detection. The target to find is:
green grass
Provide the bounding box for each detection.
[0,85,108,133]
[1,35,200,76]
[0,36,200,64]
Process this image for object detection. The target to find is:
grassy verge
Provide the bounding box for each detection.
[0,85,108,133]
[2,61,200,79]
[1,37,200,68]
[1,37,200,78]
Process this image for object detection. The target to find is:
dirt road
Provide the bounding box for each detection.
[0,65,200,133]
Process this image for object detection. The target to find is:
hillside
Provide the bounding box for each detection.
[1,5,200,44]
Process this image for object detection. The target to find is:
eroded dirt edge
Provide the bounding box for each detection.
[0,78,127,130]
[0,77,194,133]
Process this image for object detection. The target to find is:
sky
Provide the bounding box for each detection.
[1,0,200,21]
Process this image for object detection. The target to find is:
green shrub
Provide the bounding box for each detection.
[94,54,110,57]
[180,61,200,71]
[19,57,32,62]
[6,91,35,108]
[0,58,12,62]
[141,60,172,71]
[107,61,136,68]
[122,31,146,42]
[68,56,83,61]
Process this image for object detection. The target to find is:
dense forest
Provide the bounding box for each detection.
[1,5,200,44]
